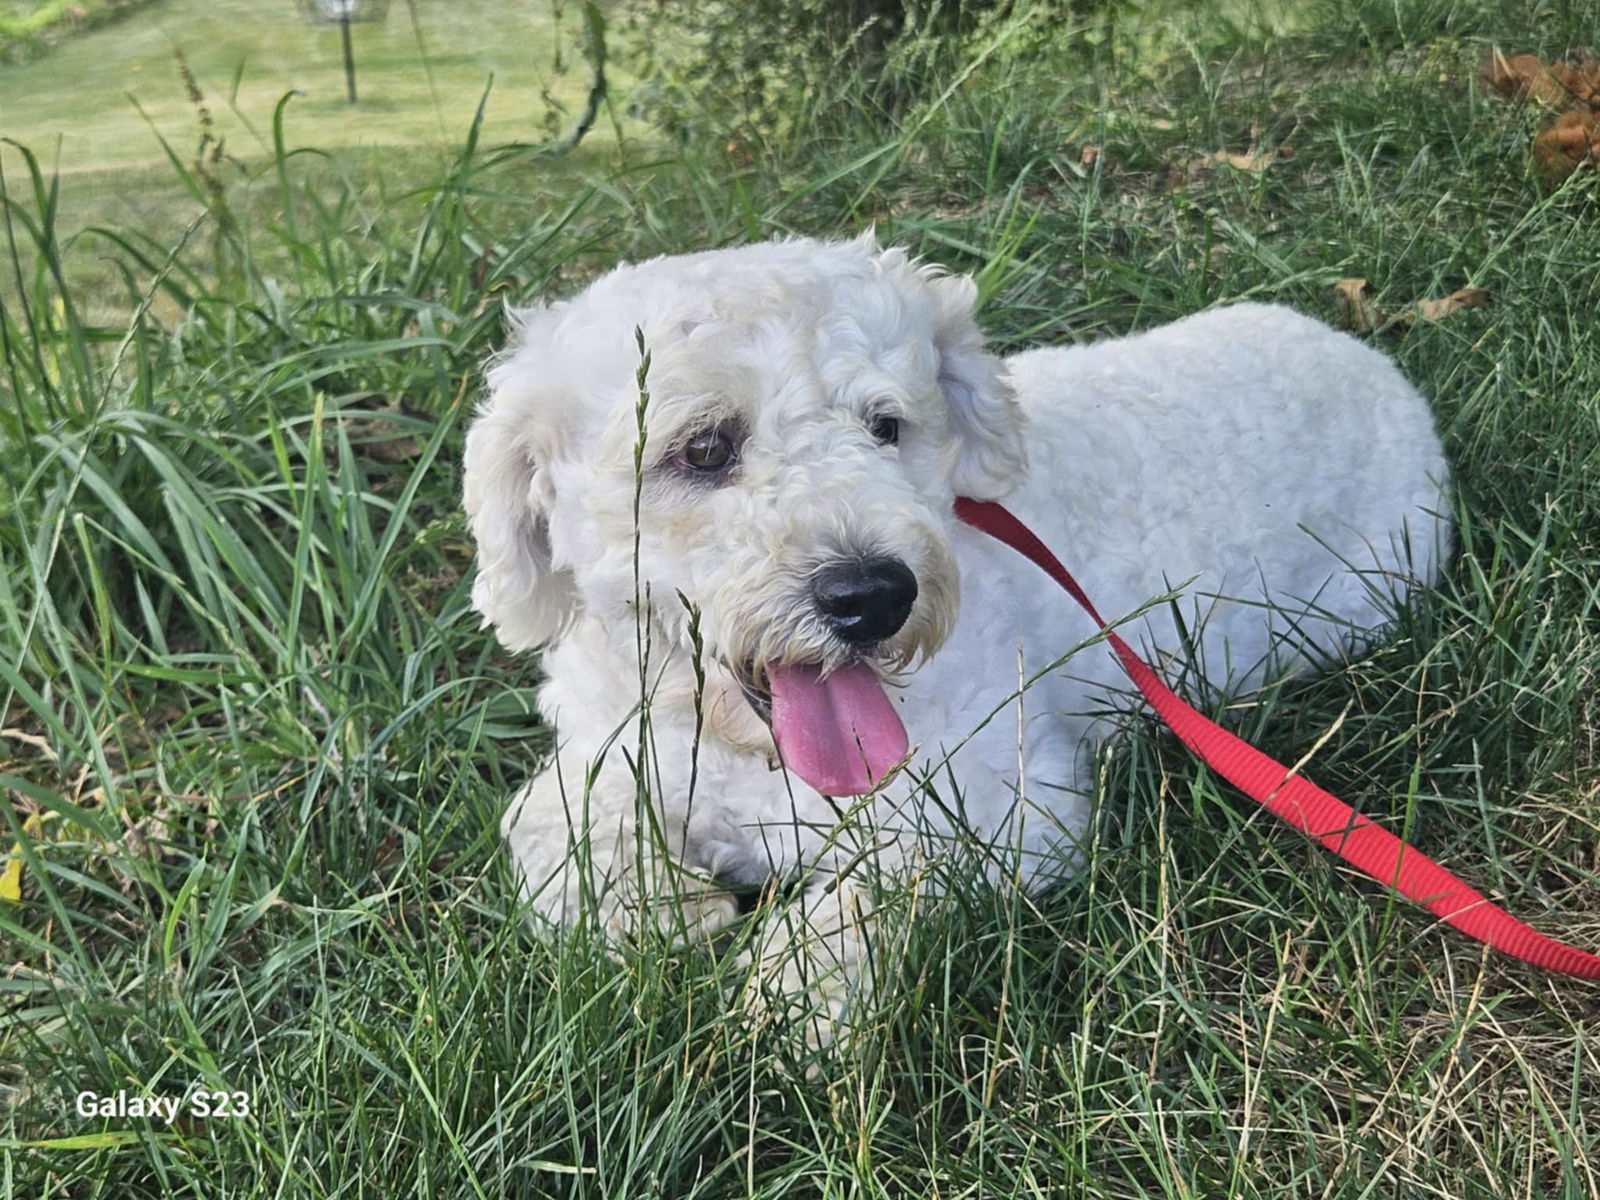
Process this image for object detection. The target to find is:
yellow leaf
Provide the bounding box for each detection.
[2,813,46,903]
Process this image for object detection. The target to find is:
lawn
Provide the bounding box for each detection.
[4,0,612,169]
[1,0,155,63]
[3,1,1599,1196]
[1,0,621,303]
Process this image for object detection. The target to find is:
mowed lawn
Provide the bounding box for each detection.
[6,0,606,169]
[1,0,617,265]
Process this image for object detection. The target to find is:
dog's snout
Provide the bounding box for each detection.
[811,557,918,644]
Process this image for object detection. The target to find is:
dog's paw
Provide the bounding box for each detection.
[737,965,854,1080]
[674,888,743,941]
[734,881,877,1056]
[738,947,855,1054]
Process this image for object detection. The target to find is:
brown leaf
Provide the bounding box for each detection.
[1481,46,1600,110]
[1213,144,1294,173]
[1481,50,1560,104]
[1414,288,1492,322]
[1333,280,1489,338]
[1533,108,1600,182]
[1550,47,1600,110]
[1332,278,1384,335]
[1482,47,1600,185]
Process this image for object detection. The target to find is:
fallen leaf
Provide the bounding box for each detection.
[1214,144,1294,172]
[1332,277,1383,335]
[1533,108,1600,182]
[2,813,46,903]
[1480,49,1572,108]
[1333,279,1491,337]
[0,847,21,902]
[1414,287,1492,322]
[1482,46,1600,183]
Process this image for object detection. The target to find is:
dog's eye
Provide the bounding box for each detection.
[869,415,900,446]
[676,427,739,474]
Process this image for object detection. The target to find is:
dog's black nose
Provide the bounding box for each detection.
[810,557,918,645]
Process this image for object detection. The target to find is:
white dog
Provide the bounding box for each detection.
[463,234,1450,1030]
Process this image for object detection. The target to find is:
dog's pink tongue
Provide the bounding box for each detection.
[768,662,908,796]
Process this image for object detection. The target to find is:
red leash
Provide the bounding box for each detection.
[955,497,1600,980]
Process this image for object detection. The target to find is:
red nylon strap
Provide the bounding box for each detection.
[955,496,1600,980]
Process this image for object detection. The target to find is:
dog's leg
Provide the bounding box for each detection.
[501,765,740,944]
[741,866,884,1052]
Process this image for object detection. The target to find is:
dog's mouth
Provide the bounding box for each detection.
[737,663,774,724]
[734,658,909,797]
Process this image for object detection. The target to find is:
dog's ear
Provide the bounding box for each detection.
[462,323,580,651]
[922,271,1028,500]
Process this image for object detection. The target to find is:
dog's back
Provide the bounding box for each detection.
[998,302,1451,691]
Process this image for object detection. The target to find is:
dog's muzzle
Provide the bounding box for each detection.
[721,556,919,797]
[730,553,920,733]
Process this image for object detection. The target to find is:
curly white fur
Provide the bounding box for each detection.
[463,233,1451,1039]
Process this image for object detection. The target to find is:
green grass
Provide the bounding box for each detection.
[4,1,1600,1196]
[4,0,618,170]
[0,0,154,63]
[0,0,626,305]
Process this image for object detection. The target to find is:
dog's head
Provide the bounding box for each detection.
[462,234,1027,793]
